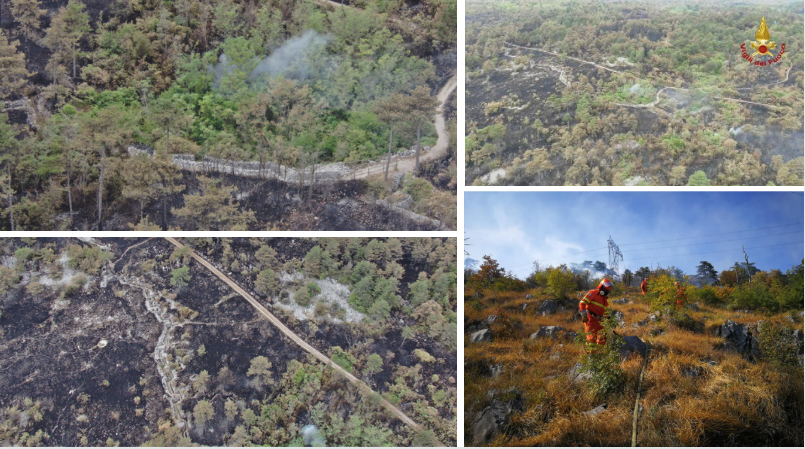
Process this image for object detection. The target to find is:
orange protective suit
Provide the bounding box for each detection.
[579,280,611,349]
[641,279,648,296]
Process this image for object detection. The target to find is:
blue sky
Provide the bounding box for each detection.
[465,192,804,279]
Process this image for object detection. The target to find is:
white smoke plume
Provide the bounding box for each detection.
[249,30,331,82]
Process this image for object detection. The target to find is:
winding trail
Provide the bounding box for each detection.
[162,237,441,444]
[116,272,191,438]
[503,41,784,110]
[349,74,457,180]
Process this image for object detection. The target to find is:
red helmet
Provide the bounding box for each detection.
[598,278,613,293]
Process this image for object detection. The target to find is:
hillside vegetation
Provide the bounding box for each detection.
[464,257,804,446]
[0,0,457,230]
[0,237,457,446]
[465,0,803,186]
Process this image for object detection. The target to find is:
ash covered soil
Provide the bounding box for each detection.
[0,237,458,446]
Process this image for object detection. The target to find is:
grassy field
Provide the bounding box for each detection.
[464,285,804,446]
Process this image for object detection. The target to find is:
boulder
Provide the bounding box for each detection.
[471,400,509,446]
[611,310,625,327]
[568,362,592,383]
[613,298,629,305]
[618,336,647,361]
[525,294,533,299]
[687,303,700,312]
[717,320,759,359]
[649,327,664,336]
[464,359,502,378]
[785,314,798,324]
[470,329,493,343]
[565,331,578,341]
[530,326,565,340]
[465,320,488,334]
[472,389,524,445]
[521,303,529,312]
[392,173,404,190]
[681,366,701,378]
[583,403,608,417]
[536,300,559,316]
[486,315,499,325]
[649,313,659,323]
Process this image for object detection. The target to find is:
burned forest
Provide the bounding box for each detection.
[0,237,458,446]
[0,0,458,230]
[465,0,804,186]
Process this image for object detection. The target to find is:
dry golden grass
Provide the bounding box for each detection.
[464,286,804,446]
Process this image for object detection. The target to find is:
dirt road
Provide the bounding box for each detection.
[505,41,783,110]
[163,237,440,442]
[352,74,457,180]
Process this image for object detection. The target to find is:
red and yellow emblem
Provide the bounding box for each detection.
[741,17,786,66]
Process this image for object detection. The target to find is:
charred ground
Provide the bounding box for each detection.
[0,237,458,446]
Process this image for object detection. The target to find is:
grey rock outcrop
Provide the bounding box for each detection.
[613,298,629,305]
[536,299,559,316]
[568,362,592,383]
[470,329,493,343]
[472,388,524,446]
[611,310,625,327]
[472,400,509,446]
[618,336,647,361]
[525,294,533,299]
[717,320,759,359]
[584,403,608,417]
[530,326,564,340]
[465,320,487,334]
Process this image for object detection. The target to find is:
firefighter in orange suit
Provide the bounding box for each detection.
[579,279,613,350]
[675,281,686,309]
[641,278,648,296]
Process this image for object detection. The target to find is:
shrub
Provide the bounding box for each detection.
[731,281,777,312]
[690,284,722,306]
[330,346,355,372]
[757,321,801,366]
[66,244,113,275]
[576,312,625,398]
[404,178,433,203]
[254,268,278,295]
[544,267,577,299]
[170,266,191,287]
[303,246,334,278]
[294,286,312,306]
[0,266,20,294]
[413,348,436,363]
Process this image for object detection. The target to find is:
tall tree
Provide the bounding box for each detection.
[62,0,91,79]
[405,85,440,174]
[121,151,185,228]
[152,94,193,154]
[10,0,45,53]
[0,113,20,230]
[42,13,69,96]
[0,33,29,99]
[78,106,136,230]
[373,92,408,182]
[695,260,718,285]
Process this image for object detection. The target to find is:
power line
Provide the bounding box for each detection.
[613,230,803,254]
[566,222,803,256]
[623,241,803,262]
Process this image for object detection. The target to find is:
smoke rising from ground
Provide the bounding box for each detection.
[208,30,333,89]
[249,30,331,82]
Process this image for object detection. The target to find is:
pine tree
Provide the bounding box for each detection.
[172,176,255,230]
[406,86,440,174]
[373,92,409,181]
[10,0,45,53]
[62,0,90,79]
[0,33,29,99]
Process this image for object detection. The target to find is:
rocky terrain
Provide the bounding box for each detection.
[0,237,458,446]
[464,285,804,446]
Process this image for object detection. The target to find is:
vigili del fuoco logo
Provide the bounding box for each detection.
[741,17,786,67]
